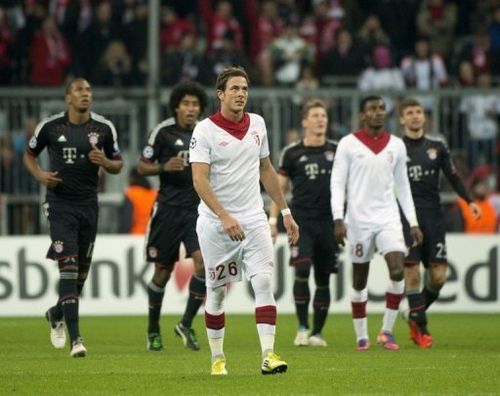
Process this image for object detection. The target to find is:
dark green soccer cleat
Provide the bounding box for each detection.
[147,333,163,351]
[174,322,200,351]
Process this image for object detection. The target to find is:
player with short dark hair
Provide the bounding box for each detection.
[269,99,338,347]
[23,78,123,357]
[331,95,423,351]
[138,81,208,352]
[399,98,481,348]
[190,66,299,375]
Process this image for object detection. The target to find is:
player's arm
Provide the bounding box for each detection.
[330,140,348,246]
[88,145,123,174]
[394,143,423,245]
[191,162,245,241]
[260,157,299,244]
[441,144,482,220]
[268,174,289,242]
[23,151,62,188]
[138,153,185,175]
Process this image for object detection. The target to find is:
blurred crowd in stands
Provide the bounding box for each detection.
[0,0,499,234]
[0,0,499,88]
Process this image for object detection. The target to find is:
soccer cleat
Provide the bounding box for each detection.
[356,339,370,351]
[293,329,310,346]
[70,337,87,358]
[308,334,328,347]
[174,322,200,351]
[377,331,400,351]
[45,307,66,349]
[408,319,420,345]
[416,333,433,349]
[261,352,288,375]
[211,357,227,375]
[147,333,164,351]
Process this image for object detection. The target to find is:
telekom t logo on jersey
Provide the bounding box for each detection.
[62,147,77,164]
[408,165,423,181]
[305,163,319,180]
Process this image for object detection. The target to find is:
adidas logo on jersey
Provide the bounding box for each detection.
[57,135,67,142]
[175,139,184,146]
[299,155,308,162]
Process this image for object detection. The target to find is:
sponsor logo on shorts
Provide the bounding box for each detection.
[53,240,64,254]
[148,247,158,258]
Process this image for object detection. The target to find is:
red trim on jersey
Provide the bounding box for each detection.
[255,305,276,325]
[385,292,404,310]
[353,129,390,154]
[209,111,250,140]
[205,312,225,330]
[351,301,367,318]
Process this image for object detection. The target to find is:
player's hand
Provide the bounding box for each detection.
[88,144,108,167]
[163,153,185,172]
[410,226,424,246]
[219,211,245,241]
[334,219,347,246]
[469,202,482,220]
[37,170,62,188]
[270,224,278,244]
[283,214,299,244]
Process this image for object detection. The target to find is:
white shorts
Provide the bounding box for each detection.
[196,215,274,287]
[347,221,406,263]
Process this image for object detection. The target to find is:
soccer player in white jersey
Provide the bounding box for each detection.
[189,66,299,375]
[330,95,423,351]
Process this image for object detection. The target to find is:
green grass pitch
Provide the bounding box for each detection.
[1,314,499,395]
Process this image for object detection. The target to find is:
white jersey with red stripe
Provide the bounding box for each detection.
[189,112,270,222]
[331,130,418,229]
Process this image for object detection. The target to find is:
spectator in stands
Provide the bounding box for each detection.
[77,2,119,79]
[160,6,196,54]
[118,167,157,234]
[299,0,343,63]
[206,30,253,85]
[457,27,499,76]
[162,33,208,86]
[459,72,499,167]
[198,0,243,51]
[295,64,319,91]
[455,177,498,233]
[0,136,16,193]
[416,0,457,60]
[456,60,475,87]
[123,0,148,84]
[0,7,12,85]
[29,15,71,86]
[356,14,390,66]
[270,21,314,86]
[400,38,448,110]
[358,44,404,115]
[250,0,284,86]
[93,40,133,87]
[320,28,364,86]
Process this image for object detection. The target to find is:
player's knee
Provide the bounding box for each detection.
[314,271,330,287]
[206,285,226,313]
[431,272,446,290]
[153,264,172,286]
[389,268,404,282]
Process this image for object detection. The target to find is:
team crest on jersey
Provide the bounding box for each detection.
[189,137,196,149]
[53,240,64,254]
[325,151,334,161]
[29,136,37,149]
[386,151,394,164]
[251,131,260,146]
[88,131,99,145]
[148,247,158,258]
[142,145,154,159]
[427,148,437,160]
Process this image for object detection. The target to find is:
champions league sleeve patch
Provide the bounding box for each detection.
[29,136,37,149]
[142,145,154,159]
[189,137,197,149]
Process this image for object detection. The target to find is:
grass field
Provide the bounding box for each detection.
[1,313,499,395]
